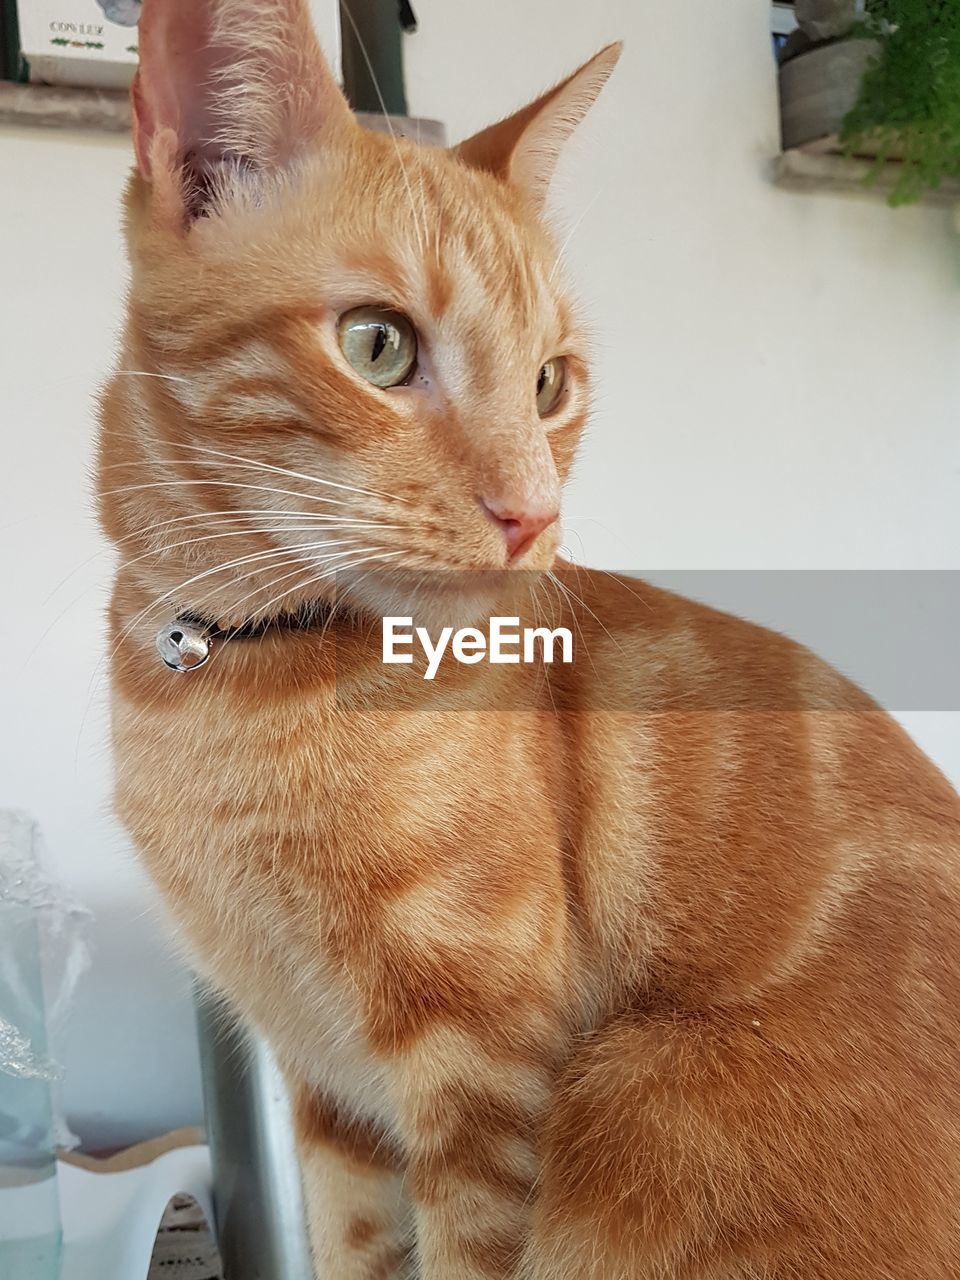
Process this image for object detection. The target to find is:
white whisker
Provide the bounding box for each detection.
[99,479,358,510]
[549,186,606,286]
[339,1,427,254]
[167,441,412,506]
[42,509,384,607]
[124,508,390,540]
[125,539,363,623]
[203,543,389,647]
[116,523,401,575]
[229,548,405,643]
[74,537,379,765]
[114,369,190,384]
[548,569,624,657]
[93,535,379,689]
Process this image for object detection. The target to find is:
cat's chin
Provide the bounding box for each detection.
[333,567,537,635]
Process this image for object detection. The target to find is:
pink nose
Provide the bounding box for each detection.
[480,496,559,564]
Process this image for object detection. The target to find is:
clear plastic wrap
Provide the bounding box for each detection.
[0,811,91,1093]
[0,811,91,1277]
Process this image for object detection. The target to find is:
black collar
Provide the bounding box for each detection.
[176,600,332,641]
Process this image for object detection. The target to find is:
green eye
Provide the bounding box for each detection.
[536,357,566,417]
[337,306,417,388]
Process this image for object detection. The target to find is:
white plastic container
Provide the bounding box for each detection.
[15,0,340,90]
[15,0,140,89]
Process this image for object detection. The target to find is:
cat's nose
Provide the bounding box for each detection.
[480,496,559,564]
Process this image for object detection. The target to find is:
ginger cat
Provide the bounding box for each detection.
[97,1,960,1276]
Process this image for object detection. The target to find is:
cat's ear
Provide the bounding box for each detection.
[454,43,622,213]
[132,0,355,218]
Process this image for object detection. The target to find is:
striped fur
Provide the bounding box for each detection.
[97,3,960,1277]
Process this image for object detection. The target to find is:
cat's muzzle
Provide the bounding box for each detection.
[155,620,212,673]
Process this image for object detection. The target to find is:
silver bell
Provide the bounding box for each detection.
[155,620,211,673]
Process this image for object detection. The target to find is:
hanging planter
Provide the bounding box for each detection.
[841,0,960,205]
[777,0,960,206]
[779,1,879,150]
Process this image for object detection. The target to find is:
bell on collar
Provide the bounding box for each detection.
[155,620,211,673]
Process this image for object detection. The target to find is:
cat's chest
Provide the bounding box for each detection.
[116,675,388,863]
[114,660,560,1123]
[114,680,399,1121]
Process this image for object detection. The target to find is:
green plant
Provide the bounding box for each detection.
[841,0,960,205]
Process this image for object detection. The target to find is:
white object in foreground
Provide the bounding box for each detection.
[0,1141,212,1280]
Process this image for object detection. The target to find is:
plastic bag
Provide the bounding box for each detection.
[0,810,91,1148]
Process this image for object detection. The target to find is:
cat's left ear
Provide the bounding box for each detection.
[454,43,622,213]
[131,0,356,221]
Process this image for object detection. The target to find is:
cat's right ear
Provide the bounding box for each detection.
[132,0,355,223]
[454,44,622,215]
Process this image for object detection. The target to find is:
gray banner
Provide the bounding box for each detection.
[328,569,960,713]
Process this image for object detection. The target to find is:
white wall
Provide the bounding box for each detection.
[1,0,958,1147]
[0,126,199,1148]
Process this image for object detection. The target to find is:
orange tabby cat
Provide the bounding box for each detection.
[97,1,960,1276]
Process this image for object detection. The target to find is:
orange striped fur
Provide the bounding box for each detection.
[97,3,960,1276]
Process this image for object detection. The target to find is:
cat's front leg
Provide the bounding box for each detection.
[388,1025,551,1280]
[291,1083,416,1279]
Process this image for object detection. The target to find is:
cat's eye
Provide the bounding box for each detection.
[337,306,417,388]
[536,358,566,418]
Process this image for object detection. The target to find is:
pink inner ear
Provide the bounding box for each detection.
[132,0,356,197]
[133,0,229,181]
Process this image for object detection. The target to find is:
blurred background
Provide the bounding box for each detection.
[1,0,958,1149]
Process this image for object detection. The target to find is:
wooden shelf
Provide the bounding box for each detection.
[0,80,445,144]
[774,139,960,209]
[0,80,129,131]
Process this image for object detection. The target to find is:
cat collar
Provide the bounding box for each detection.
[155,604,328,674]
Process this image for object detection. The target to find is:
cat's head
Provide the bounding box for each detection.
[98,0,620,630]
